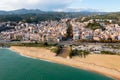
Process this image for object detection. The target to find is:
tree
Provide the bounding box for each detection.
[44,42,49,47]
[70,49,90,58]
[86,22,104,30]
[66,20,73,40]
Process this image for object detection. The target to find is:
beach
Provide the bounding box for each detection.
[10,46,120,79]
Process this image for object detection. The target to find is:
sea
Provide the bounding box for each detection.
[0,48,113,80]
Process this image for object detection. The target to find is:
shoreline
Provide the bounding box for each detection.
[10,46,120,80]
[9,48,55,63]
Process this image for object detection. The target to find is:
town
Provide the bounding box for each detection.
[1,18,120,42]
[0,17,120,54]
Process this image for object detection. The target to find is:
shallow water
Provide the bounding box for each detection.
[0,48,113,80]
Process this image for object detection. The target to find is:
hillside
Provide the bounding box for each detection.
[0,9,106,23]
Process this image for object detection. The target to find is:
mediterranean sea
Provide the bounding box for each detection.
[0,48,113,80]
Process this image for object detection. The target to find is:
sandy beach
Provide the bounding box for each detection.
[10,46,120,80]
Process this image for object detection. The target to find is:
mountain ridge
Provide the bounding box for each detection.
[0,8,105,15]
[0,8,44,15]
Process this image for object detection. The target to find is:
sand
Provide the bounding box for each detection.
[10,46,120,80]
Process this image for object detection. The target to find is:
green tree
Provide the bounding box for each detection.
[66,20,73,39]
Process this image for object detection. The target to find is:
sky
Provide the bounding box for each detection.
[0,0,120,12]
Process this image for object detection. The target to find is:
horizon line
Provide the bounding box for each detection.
[0,8,120,13]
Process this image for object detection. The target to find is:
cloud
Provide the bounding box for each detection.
[54,7,99,12]
[0,0,78,11]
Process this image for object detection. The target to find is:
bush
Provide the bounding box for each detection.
[44,42,49,47]
[101,51,116,55]
[10,42,51,47]
[51,45,62,56]
[70,49,90,58]
[86,22,104,30]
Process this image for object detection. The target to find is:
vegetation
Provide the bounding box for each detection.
[76,17,91,22]
[0,43,10,47]
[76,39,120,43]
[77,12,120,25]
[51,45,91,58]
[0,11,106,23]
[0,13,61,23]
[101,51,117,55]
[70,49,90,58]
[86,21,105,30]
[91,13,120,25]
[0,27,14,32]
[10,42,57,47]
[103,44,120,49]
[51,45,72,58]
[64,20,73,40]
[51,45,62,56]
[0,12,92,23]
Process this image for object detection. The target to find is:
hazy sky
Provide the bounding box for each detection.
[0,0,120,12]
